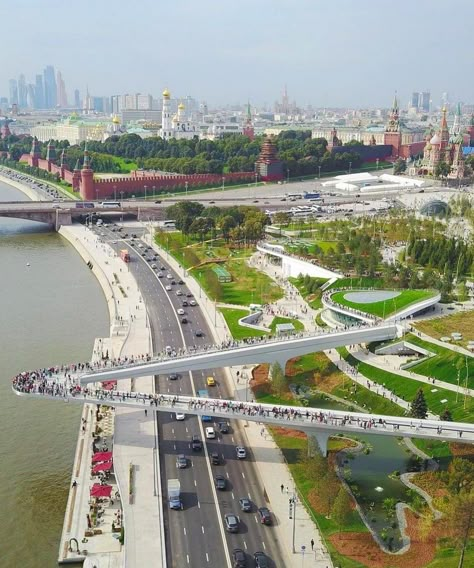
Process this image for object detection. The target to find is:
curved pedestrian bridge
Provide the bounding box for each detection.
[12,372,473,455]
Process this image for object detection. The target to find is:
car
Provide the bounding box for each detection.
[158,273,164,278]
[52,203,61,209]
[209,200,215,204]
[165,285,172,291]
[176,454,187,468]
[215,475,226,490]
[176,290,183,296]
[169,373,179,380]
[280,197,287,201]
[167,273,173,279]
[160,265,166,270]
[207,376,216,386]
[151,263,157,269]
[210,451,220,465]
[175,412,185,421]
[189,299,197,306]
[218,421,229,434]
[236,446,246,459]
[257,507,272,525]
[254,551,269,568]
[205,427,216,439]
[155,200,162,204]
[224,513,239,533]
[171,280,176,285]
[182,300,188,307]
[177,308,185,315]
[232,548,246,568]
[195,330,203,337]
[178,279,184,285]
[239,498,252,512]
[191,435,202,451]
[181,317,188,324]
[186,292,193,298]
[131,233,138,238]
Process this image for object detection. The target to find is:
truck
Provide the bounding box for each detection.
[168,479,183,510]
[120,249,131,263]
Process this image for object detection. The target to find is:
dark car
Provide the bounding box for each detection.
[195,330,203,337]
[178,279,184,285]
[169,373,179,381]
[210,451,220,465]
[171,280,176,285]
[155,200,162,204]
[160,265,166,270]
[182,300,188,307]
[215,475,226,490]
[181,317,188,324]
[224,513,239,533]
[191,435,202,451]
[239,498,251,512]
[186,292,193,298]
[254,551,269,568]
[218,422,229,434]
[257,507,272,525]
[232,548,246,568]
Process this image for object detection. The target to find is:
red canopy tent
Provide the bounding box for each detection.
[92,451,113,463]
[90,484,113,498]
[102,380,117,391]
[92,461,113,474]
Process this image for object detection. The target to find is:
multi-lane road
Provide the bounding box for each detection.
[92,223,284,568]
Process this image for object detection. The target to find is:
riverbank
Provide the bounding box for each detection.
[0,168,49,201]
[57,225,164,567]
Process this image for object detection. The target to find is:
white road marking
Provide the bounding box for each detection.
[186,555,190,564]
[242,472,245,479]
[243,541,247,550]
[262,541,266,550]
[206,553,210,563]
[201,525,205,534]
[183,527,186,535]
[194,479,197,487]
[231,492,235,500]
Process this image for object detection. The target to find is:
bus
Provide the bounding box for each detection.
[303,192,321,200]
[100,201,121,208]
[197,389,212,422]
[75,202,95,209]
[286,193,303,200]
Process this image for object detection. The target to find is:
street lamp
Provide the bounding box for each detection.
[254,171,258,186]
[96,189,99,202]
[349,161,352,174]
[152,185,156,199]
[185,181,188,196]
[318,165,321,179]
[144,185,147,201]
[222,176,225,192]
[287,168,290,183]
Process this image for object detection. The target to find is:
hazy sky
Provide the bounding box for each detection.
[2,0,473,108]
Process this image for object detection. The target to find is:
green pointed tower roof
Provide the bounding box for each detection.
[82,141,91,170]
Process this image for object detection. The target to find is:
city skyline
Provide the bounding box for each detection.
[2,0,474,108]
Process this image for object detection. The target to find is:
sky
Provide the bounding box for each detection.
[2,0,474,109]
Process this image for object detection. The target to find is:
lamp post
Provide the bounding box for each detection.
[96,189,99,202]
[113,185,117,201]
[222,176,225,192]
[318,165,321,179]
[254,171,258,186]
[349,161,352,174]
[376,158,380,170]
[153,185,156,199]
[144,185,147,201]
[287,168,290,183]
[120,191,124,222]
[185,181,188,196]
[289,492,297,553]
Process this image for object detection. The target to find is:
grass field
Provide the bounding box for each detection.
[415,309,474,348]
[289,275,327,309]
[269,316,304,333]
[328,277,385,290]
[219,308,268,340]
[338,347,474,424]
[405,334,474,389]
[331,289,437,318]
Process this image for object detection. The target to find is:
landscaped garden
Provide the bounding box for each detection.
[415,309,474,348]
[330,289,437,319]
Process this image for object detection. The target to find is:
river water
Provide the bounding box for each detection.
[0,181,109,567]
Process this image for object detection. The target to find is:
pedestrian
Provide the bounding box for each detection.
[280,484,284,493]
[311,538,314,550]
[144,409,147,416]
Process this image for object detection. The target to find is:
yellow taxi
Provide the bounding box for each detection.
[206,376,216,386]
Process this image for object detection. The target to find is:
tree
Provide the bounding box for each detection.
[439,490,474,568]
[273,211,292,227]
[393,158,407,175]
[270,362,286,397]
[446,458,474,495]
[220,215,236,242]
[440,407,453,421]
[331,487,352,529]
[435,161,451,180]
[410,388,428,419]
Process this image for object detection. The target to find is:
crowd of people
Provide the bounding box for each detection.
[12,369,468,439]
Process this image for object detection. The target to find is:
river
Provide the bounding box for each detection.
[0,181,109,568]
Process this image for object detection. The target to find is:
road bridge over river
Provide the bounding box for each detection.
[13,379,473,456]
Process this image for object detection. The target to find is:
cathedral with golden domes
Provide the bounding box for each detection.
[158,88,197,140]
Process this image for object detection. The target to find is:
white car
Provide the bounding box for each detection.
[236,446,246,459]
[138,243,143,248]
[189,300,197,306]
[167,273,173,279]
[176,290,183,296]
[166,285,172,291]
[175,412,185,421]
[177,308,185,315]
[205,427,216,439]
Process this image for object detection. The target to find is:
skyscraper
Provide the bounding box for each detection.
[35,74,44,109]
[420,91,430,113]
[410,92,420,109]
[43,65,57,109]
[56,70,68,108]
[9,79,18,106]
[18,74,27,108]
[74,89,81,109]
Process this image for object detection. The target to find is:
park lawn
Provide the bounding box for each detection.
[405,334,474,389]
[314,240,341,253]
[331,289,436,318]
[289,275,327,309]
[328,277,385,290]
[338,347,474,424]
[269,316,304,333]
[219,308,268,340]
[425,543,474,568]
[112,157,138,173]
[218,260,283,305]
[415,309,474,348]
[411,438,453,459]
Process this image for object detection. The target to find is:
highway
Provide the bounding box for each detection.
[93,223,284,568]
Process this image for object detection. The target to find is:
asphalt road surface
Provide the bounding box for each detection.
[92,223,284,568]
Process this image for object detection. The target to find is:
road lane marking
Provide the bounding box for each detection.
[262,541,266,550]
[206,553,210,563]
[242,472,245,479]
[194,479,197,487]
[243,541,247,550]
[231,492,235,500]
[202,525,205,533]
[183,527,186,535]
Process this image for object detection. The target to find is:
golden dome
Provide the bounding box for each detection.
[162,88,171,98]
[112,114,120,124]
[178,102,185,110]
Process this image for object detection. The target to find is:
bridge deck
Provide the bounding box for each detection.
[12,376,474,445]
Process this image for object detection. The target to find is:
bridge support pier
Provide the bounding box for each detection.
[305,431,331,457]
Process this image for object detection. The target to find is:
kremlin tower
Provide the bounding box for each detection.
[255,136,284,182]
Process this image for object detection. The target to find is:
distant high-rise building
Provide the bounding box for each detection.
[43,65,57,108]
[35,75,44,109]
[74,89,81,108]
[9,79,18,106]
[27,84,35,108]
[56,71,68,108]
[420,91,430,113]
[410,91,420,109]
[441,92,450,108]
[18,74,27,108]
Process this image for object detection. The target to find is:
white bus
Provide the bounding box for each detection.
[100,201,121,208]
